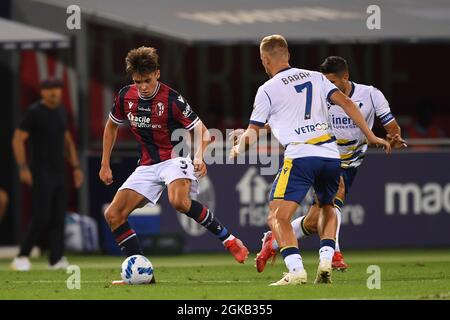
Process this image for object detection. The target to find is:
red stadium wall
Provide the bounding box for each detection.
[85,22,450,145]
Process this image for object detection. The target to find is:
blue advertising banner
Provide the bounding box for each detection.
[89,151,450,253]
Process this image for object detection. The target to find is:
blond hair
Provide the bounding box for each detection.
[260,35,289,57]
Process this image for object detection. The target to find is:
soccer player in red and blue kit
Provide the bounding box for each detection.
[99,47,249,282]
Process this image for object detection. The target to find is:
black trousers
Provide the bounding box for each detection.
[19,171,66,265]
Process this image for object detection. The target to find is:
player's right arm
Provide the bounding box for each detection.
[99,118,119,185]
[230,86,270,159]
[228,123,271,144]
[12,128,32,186]
[330,90,391,153]
[12,108,35,186]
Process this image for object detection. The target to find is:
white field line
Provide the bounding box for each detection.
[7,279,253,284]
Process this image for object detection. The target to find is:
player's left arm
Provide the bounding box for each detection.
[371,87,407,149]
[384,120,407,149]
[191,120,211,178]
[64,130,84,188]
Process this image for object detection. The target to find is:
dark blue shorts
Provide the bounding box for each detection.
[269,157,341,205]
[341,166,358,196]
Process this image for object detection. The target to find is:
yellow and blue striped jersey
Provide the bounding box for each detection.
[329,82,394,168]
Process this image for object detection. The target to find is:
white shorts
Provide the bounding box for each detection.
[118,157,199,206]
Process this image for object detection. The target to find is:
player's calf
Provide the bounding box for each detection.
[182,199,248,263]
[183,200,232,242]
[105,206,143,257]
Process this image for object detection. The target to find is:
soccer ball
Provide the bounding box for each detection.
[120,255,154,284]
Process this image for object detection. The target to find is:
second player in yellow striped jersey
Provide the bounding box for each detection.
[328,82,395,168]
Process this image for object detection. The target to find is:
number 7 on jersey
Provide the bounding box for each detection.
[294,81,313,120]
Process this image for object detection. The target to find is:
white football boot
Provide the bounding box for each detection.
[11,256,31,271]
[49,256,69,270]
[314,259,333,284]
[269,270,307,286]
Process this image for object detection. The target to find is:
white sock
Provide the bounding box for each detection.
[272,216,307,250]
[284,254,304,273]
[335,207,342,252]
[222,234,235,244]
[319,246,335,262]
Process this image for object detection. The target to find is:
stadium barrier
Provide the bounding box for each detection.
[88,150,450,253]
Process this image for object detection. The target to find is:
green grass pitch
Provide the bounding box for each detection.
[0,249,449,300]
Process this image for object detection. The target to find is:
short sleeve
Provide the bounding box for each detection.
[371,87,395,126]
[109,91,126,125]
[321,75,339,103]
[173,94,200,131]
[19,108,35,132]
[249,87,271,127]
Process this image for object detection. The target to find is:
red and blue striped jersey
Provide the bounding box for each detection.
[109,82,200,165]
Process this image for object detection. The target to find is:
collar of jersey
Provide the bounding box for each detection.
[138,82,160,100]
[275,66,292,76]
[348,81,355,98]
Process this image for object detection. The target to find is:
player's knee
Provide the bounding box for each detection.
[267,213,275,229]
[267,209,290,228]
[169,195,191,213]
[303,216,317,234]
[267,209,277,229]
[335,190,345,203]
[104,205,127,228]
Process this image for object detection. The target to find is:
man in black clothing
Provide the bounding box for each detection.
[11,78,83,271]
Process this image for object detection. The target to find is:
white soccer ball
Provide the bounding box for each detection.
[121,255,154,284]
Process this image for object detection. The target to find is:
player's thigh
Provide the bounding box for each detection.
[314,159,341,206]
[269,158,313,205]
[167,178,192,203]
[160,157,198,206]
[108,188,147,217]
[118,165,165,206]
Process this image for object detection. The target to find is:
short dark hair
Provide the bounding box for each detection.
[40,77,63,89]
[319,56,348,74]
[125,46,159,75]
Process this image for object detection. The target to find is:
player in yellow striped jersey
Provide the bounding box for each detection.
[230,36,391,285]
[256,56,407,273]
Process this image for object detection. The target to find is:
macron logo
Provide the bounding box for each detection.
[128,101,133,109]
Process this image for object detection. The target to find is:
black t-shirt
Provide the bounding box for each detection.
[19,101,67,174]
